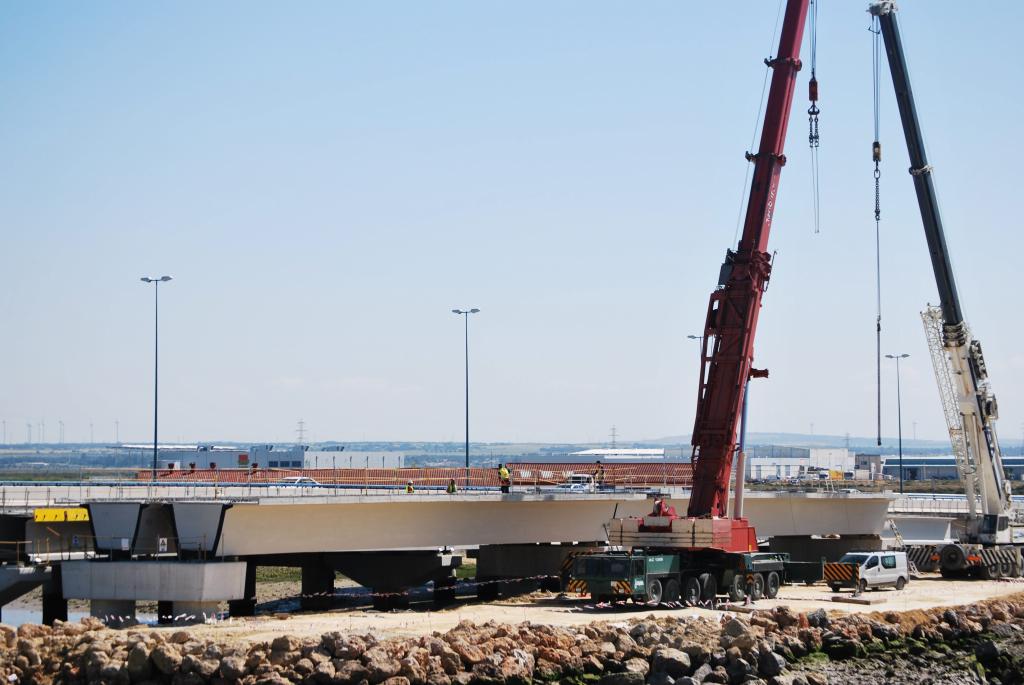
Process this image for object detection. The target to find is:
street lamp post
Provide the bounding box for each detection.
[452,308,480,489]
[885,353,910,494]
[141,276,172,481]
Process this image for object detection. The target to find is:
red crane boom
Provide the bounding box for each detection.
[688,0,810,520]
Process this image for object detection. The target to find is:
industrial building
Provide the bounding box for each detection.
[881,455,1024,481]
[743,446,854,481]
[121,444,403,471]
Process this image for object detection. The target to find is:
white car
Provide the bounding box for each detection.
[556,474,596,493]
[278,476,320,486]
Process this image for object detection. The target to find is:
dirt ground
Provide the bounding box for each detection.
[178,575,1024,645]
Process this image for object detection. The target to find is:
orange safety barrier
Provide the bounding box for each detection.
[134,462,693,487]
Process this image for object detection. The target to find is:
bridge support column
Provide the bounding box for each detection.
[228,561,257,617]
[300,563,335,611]
[41,565,67,625]
[157,600,174,625]
[90,599,135,627]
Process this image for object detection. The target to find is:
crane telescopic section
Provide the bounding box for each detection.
[871,1,1017,552]
[688,0,810,520]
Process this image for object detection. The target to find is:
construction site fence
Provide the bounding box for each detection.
[127,463,694,489]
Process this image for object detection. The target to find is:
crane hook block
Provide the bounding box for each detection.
[808,77,819,102]
[872,141,882,163]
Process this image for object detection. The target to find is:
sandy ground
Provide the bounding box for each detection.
[177,575,1024,645]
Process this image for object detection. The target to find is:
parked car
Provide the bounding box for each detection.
[827,551,908,593]
[556,474,596,493]
[278,476,320,486]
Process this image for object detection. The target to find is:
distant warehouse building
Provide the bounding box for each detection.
[123,444,403,470]
[743,446,854,481]
[249,445,404,469]
[882,454,1024,481]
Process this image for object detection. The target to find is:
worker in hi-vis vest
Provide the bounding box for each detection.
[498,464,511,493]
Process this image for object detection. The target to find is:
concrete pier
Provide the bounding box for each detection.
[300,561,335,611]
[90,599,135,627]
[41,565,66,624]
[62,560,246,623]
[227,562,257,617]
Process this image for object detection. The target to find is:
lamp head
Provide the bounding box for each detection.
[470,308,480,314]
[160,276,172,282]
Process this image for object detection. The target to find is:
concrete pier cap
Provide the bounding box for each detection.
[62,560,246,624]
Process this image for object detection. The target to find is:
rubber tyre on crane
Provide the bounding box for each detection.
[750,573,765,601]
[940,544,967,572]
[647,578,664,604]
[699,573,717,602]
[664,578,681,602]
[727,575,746,602]
[683,577,702,605]
[765,571,781,599]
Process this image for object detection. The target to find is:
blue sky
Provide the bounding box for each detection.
[1,2,1022,445]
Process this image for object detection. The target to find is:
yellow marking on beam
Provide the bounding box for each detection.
[33,508,89,523]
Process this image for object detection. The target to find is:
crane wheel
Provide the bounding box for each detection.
[765,571,781,599]
[750,573,765,601]
[647,578,664,604]
[683,576,702,605]
[698,573,717,602]
[727,575,745,602]
[940,544,967,571]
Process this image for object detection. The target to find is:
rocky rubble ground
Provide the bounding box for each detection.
[3,595,1024,685]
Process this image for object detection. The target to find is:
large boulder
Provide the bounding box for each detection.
[151,644,183,675]
[651,648,692,678]
[220,655,248,681]
[805,610,829,629]
[126,642,152,682]
[757,651,786,678]
[363,647,403,683]
[322,632,367,660]
[723,619,749,638]
[600,672,646,685]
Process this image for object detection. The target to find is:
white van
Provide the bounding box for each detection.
[827,551,909,593]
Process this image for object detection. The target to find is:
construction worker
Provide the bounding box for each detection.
[446,478,457,494]
[406,480,415,494]
[498,463,511,493]
[595,461,606,490]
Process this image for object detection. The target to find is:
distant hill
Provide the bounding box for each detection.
[643,432,951,452]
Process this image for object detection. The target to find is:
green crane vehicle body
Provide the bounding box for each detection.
[570,549,822,602]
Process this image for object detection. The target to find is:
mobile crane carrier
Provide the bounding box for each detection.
[568,0,814,604]
[569,0,1022,602]
[868,1,1024,578]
